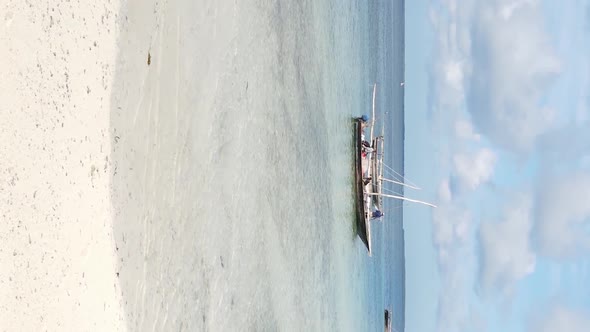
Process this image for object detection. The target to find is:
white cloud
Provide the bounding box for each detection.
[433,200,472,256]
[534,172,590,259]
[452,148,496,191]
[429,0,561,153]
[426,0,568,329]
[498,0,536,20]
[428,0,475,114]
[455,120,481,142]
[438,178,453,203]
[530,305,590,332]
[432,180,477,332]
[572,51,590,125]
[467,0,561,152]
[479,194,536,295]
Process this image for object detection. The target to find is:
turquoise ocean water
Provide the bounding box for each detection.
[109,0,405,331]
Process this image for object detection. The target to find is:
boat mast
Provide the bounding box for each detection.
[367,192,437,208]
[369,83,377,143]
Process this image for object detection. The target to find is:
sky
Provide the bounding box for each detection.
[404,1,590,332]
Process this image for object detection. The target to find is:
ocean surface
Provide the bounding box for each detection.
[109,0,405,331]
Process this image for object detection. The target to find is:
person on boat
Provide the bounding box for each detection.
[356,114,369,122]
[356,114,370,130]
[371,210,384,220]
[362,145,374,157]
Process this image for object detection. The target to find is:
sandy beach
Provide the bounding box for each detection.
[0,0,126,330]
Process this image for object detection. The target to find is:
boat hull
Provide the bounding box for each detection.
[353,119,371,254]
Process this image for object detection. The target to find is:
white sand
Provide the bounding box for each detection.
[0,1,126,330]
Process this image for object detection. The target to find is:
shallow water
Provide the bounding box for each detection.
[108,0,404,331]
